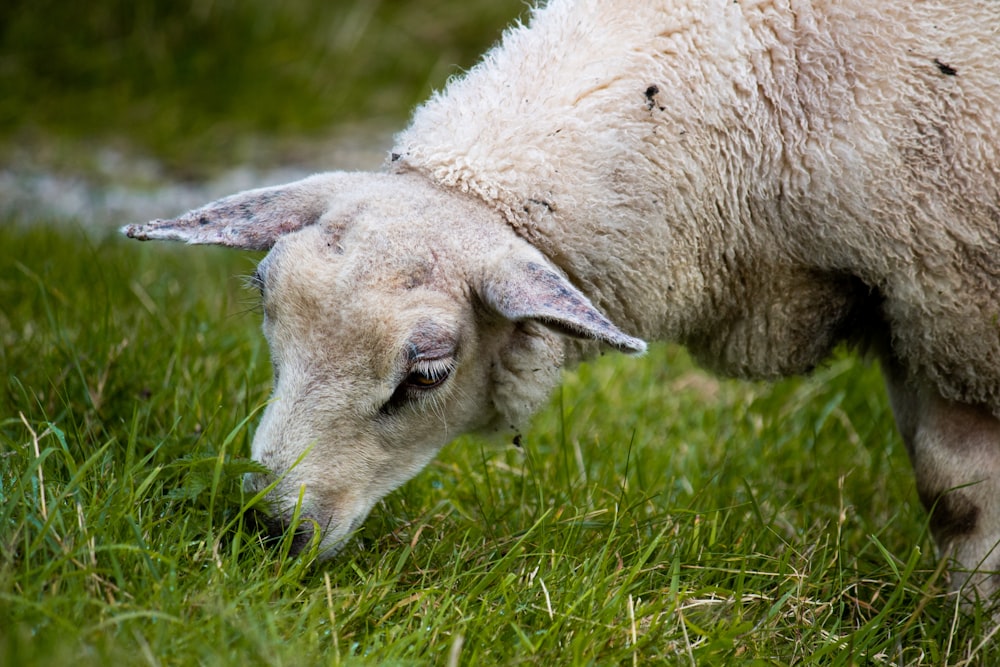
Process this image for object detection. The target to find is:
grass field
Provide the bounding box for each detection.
[3,0,1000,664]
[3,226,998,664]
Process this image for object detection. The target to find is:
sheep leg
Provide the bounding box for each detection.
[883,358,1000,602]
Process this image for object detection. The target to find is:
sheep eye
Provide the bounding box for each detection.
[381,357,454,416]
[403,358,453,391]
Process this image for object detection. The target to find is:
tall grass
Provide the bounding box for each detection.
[2,223,998,665]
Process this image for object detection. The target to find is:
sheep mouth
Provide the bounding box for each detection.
[244,506,365,559]
[244,506,317,557]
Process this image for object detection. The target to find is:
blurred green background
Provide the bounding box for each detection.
[0,0,526,177]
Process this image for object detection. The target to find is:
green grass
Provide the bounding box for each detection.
[3,223,999,665]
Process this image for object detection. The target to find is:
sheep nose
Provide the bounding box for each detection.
[245,508,315,557]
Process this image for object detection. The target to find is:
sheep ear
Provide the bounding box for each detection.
[480,258,647,354]
[121,173,347,250]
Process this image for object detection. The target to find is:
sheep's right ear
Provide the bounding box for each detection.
[479,255,647,354]
[121,172,347,250]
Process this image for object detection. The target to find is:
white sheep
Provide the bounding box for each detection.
[124,0,1000,599]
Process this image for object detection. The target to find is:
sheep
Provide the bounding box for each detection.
[123,0,1000,599]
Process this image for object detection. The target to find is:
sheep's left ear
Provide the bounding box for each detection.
[479,256,647,354]
[121,172,349,250]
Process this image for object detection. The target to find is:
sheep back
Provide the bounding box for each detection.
[392,0,1000,412]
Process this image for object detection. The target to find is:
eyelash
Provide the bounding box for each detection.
[247,269,266,295]
[238,271,267,316]
[381,357,455,416]
[404,358,454,390]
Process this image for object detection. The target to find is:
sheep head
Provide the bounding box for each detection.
[124,171,645,557]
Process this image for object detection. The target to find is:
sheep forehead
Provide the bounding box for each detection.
[289,202,467,280]
[268,228,461,316]
[262,234,467,378]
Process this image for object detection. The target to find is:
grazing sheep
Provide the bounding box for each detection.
[124,0,1000,599]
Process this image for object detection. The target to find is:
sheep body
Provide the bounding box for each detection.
[125,0,1000,598]
[395,0,1000,409]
